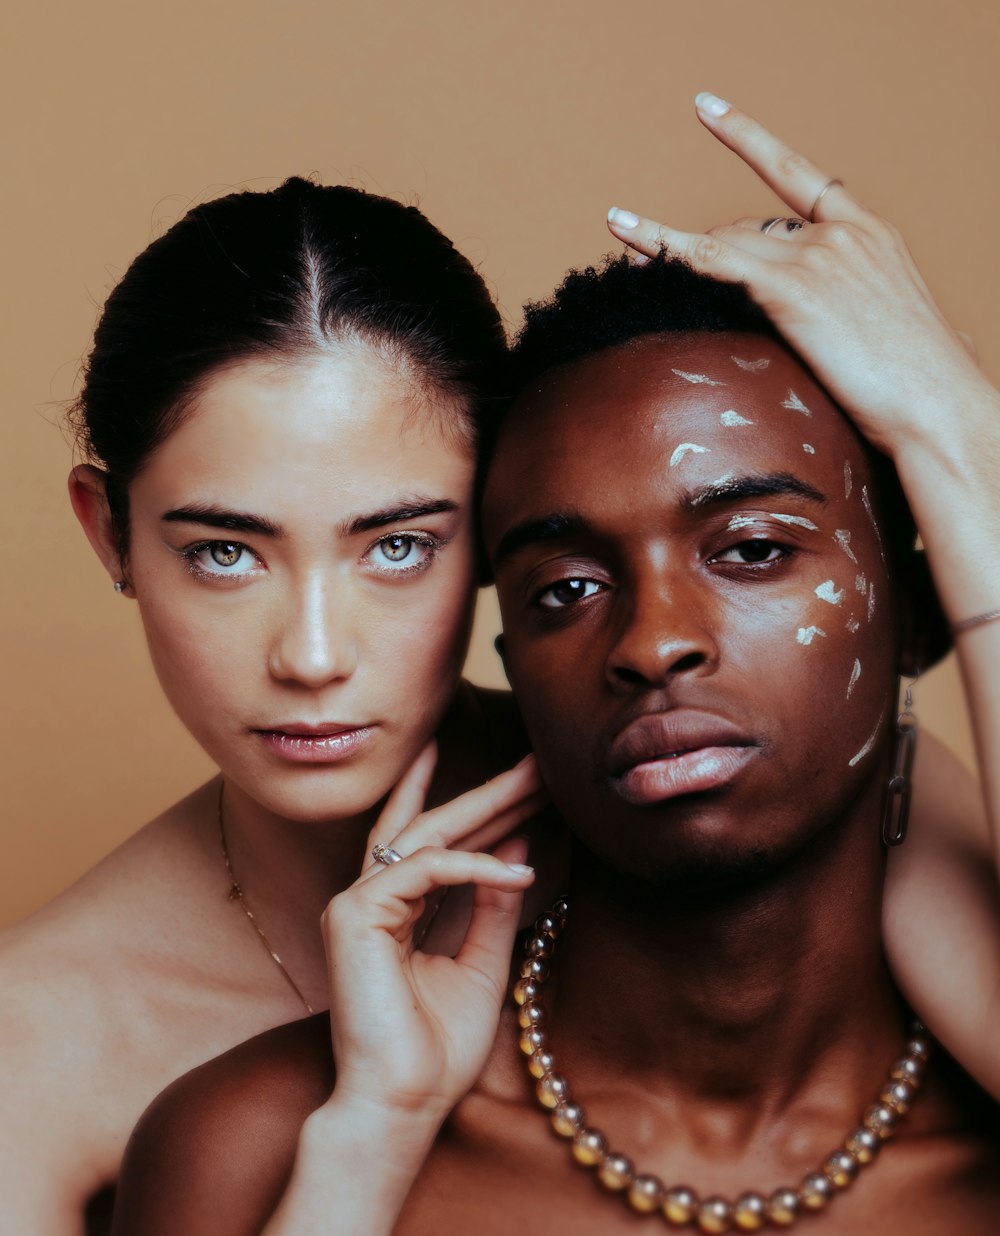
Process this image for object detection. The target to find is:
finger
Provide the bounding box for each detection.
[956,330,980,363]
[454,836,532,995]
[348,846,536,918]
[692,92,865,225]
[712,217,811,242]
[706,221,809,258]
[606,210,775,288]
[365,741,439,866]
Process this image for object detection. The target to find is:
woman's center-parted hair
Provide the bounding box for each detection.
[71,177,508,563]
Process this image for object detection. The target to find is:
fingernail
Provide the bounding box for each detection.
[507,863,534,875]
[695,91,730,118]
[608,206,639,230]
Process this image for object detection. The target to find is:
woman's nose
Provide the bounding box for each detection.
[268,572,358,687]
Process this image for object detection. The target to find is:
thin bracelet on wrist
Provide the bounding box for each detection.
[951,607,1000,635]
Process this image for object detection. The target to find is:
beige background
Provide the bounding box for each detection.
[1,0,996,926]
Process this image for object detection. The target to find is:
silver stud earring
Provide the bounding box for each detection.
[113,580,127,594]
[881,676,918,846]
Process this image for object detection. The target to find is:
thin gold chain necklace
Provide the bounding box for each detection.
[514,899,930,1231]
[218,783,316,1016]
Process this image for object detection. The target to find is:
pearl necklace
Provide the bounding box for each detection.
[514,899,930,1231]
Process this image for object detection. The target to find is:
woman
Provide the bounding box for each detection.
[107,100,1000,1233]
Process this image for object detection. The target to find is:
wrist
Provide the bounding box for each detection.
[306,1090,449,1167]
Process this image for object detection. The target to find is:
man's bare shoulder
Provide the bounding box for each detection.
[113,1013,333,1235]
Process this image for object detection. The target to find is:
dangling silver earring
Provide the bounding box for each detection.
[113,580,127,594]
[881,675,918,846]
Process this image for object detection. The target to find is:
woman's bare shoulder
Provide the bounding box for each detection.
[112,1014,334,1236]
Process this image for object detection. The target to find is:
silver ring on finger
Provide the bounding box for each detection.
[809,177,844,222]
[760,216,784,235]
[371,842,404,866]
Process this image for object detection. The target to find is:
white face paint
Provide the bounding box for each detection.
[727,515,757,531]
[782,390,811,415]
[796,625,827,645]
[669,442,710,467]
[720,410,754,427]
[771,513,819,531]
[848,704,886,767]
[834,529,858,563]
[867,583,877,622]
[672,369,725,386]
[855,574,867,596]
[815,579,845,606]
[732,356,770,372]
[846,658,862,699]
[860,484,887,563]
[844,461,853,499]
[803,443,816,454]
[846,617,861,634]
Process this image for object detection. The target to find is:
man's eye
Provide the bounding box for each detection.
[714,539,786,565]
[536,579,603,609]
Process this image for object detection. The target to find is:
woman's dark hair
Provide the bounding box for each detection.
[72,177,507,560]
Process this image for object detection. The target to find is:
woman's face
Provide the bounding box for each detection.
[123,344,477,823]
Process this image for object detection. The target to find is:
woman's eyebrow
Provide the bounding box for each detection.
[161,505,281,536]
[683,472,827,511]
[341,498,460,536]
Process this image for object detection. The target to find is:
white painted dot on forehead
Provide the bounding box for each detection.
[669,443,711,467]
[844,461,853,499]
[782,390,811,416]
[720,410,754,427]
[796,625,827,645]
[672,369,725,386]
[815,580,845,606]
[848,704,887,768]
[847,659,862,699]
[834,530,858,564]
[732,356,770,372]
[803,443,816,454]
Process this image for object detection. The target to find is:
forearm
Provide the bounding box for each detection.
[262,1096,447,1236]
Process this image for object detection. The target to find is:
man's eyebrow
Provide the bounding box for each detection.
[491,514,587,568]
[683,473,827,511]
[341,498,460,536]
[161,505,282,536]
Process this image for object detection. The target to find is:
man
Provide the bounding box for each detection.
[113,256,999,1234]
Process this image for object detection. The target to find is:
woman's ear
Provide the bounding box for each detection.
[898,549,951,676]
[68,464,130,593]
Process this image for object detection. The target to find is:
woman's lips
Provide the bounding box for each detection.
[253,724,377,764]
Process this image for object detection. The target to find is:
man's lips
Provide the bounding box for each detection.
[608,711,755,805]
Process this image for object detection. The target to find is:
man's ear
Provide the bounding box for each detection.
[68,464,130,592]
[898,548,951,676]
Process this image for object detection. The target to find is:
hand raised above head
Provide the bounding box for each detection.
[606,94,987,460]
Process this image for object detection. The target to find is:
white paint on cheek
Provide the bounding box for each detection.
[797,625,827,645]
[846,617,861,634]
[803,443,816,454]
[855,574,867,596]
[669,443,711,467]
[868,583,876,622]
[844,461,853,499]
[672,369,725,386]
[771,514,819,530]
[860,484,887,563]
[782,390,811,415]
[846,658,862,699]
[834,529,858,563]
[848,704,887,767]
[815,579,845,606]
[732,356,770,372]
[720,410,755,427]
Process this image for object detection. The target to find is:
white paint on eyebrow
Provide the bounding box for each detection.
[847,658,862,699]
[868,583,876,622]
[782,390,811,415]
[860,484,887,563]
[732,356,770,371]
[846,617,861,633]
[669,443,711,467]
[673,369,725,385]
[855,574,867,596]
[720,410,755,427]
[797,625,827,645]
[844,461,853,499]
[834,530,858,563]
[848,704,887,767]
[803,443,816,454]
[771,513,819,530]
[727,515,757,531]
[815,579,845,605]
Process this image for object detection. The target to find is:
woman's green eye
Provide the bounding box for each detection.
[380,535,414,562]
[210,543,243,567]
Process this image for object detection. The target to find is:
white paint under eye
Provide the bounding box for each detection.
[720,410,754,427]
[732,356,770,371]
[796,625,827,645]
[815,580,845,606]
[855,574,867,596]
[727,515,757,531]
[771,513,819,530]
[848,705,886,767]
[834,530,858,563]
[867,583,876,622]
[846,658,861,699]
[846,617,861,634]
[803,443,816,454]
[673,369,725,385]
[782,390,811,415]
[844,461,853,499]
[669,443,710,467]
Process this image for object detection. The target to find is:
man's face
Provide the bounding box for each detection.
[483,333,901,888]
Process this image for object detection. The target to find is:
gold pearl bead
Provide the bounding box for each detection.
[552,897,569,918]
[536,1073,569,1109]
[527,933,555,959]
[863,1102,899,1140]
[627,1174,666,1213]
[517,1001,545,1030]
[800,1172,835,1210]
[663,1185,699,1225]
[732,1192,767,1230]
[534,913,560,936]
[906,1034,930,1061]
[550,1100,585,1138]
[845,1126,881,1164]
[571,1127,607,1167]
[512,977,539,1006]
[890,1055,924,1085]
[528,1048,556,1080]
[520,956,550,982]
[697,1196,733,1232]
[824,1149,859,1188]
[765,1188,801,1227]
[880,1080,915,1114]
[597,1152,634,1192]
[518,1026,546,1056]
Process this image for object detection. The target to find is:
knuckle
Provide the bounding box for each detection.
[693,235,723,265]
[821,220,855,249]
[777,150,813,179]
